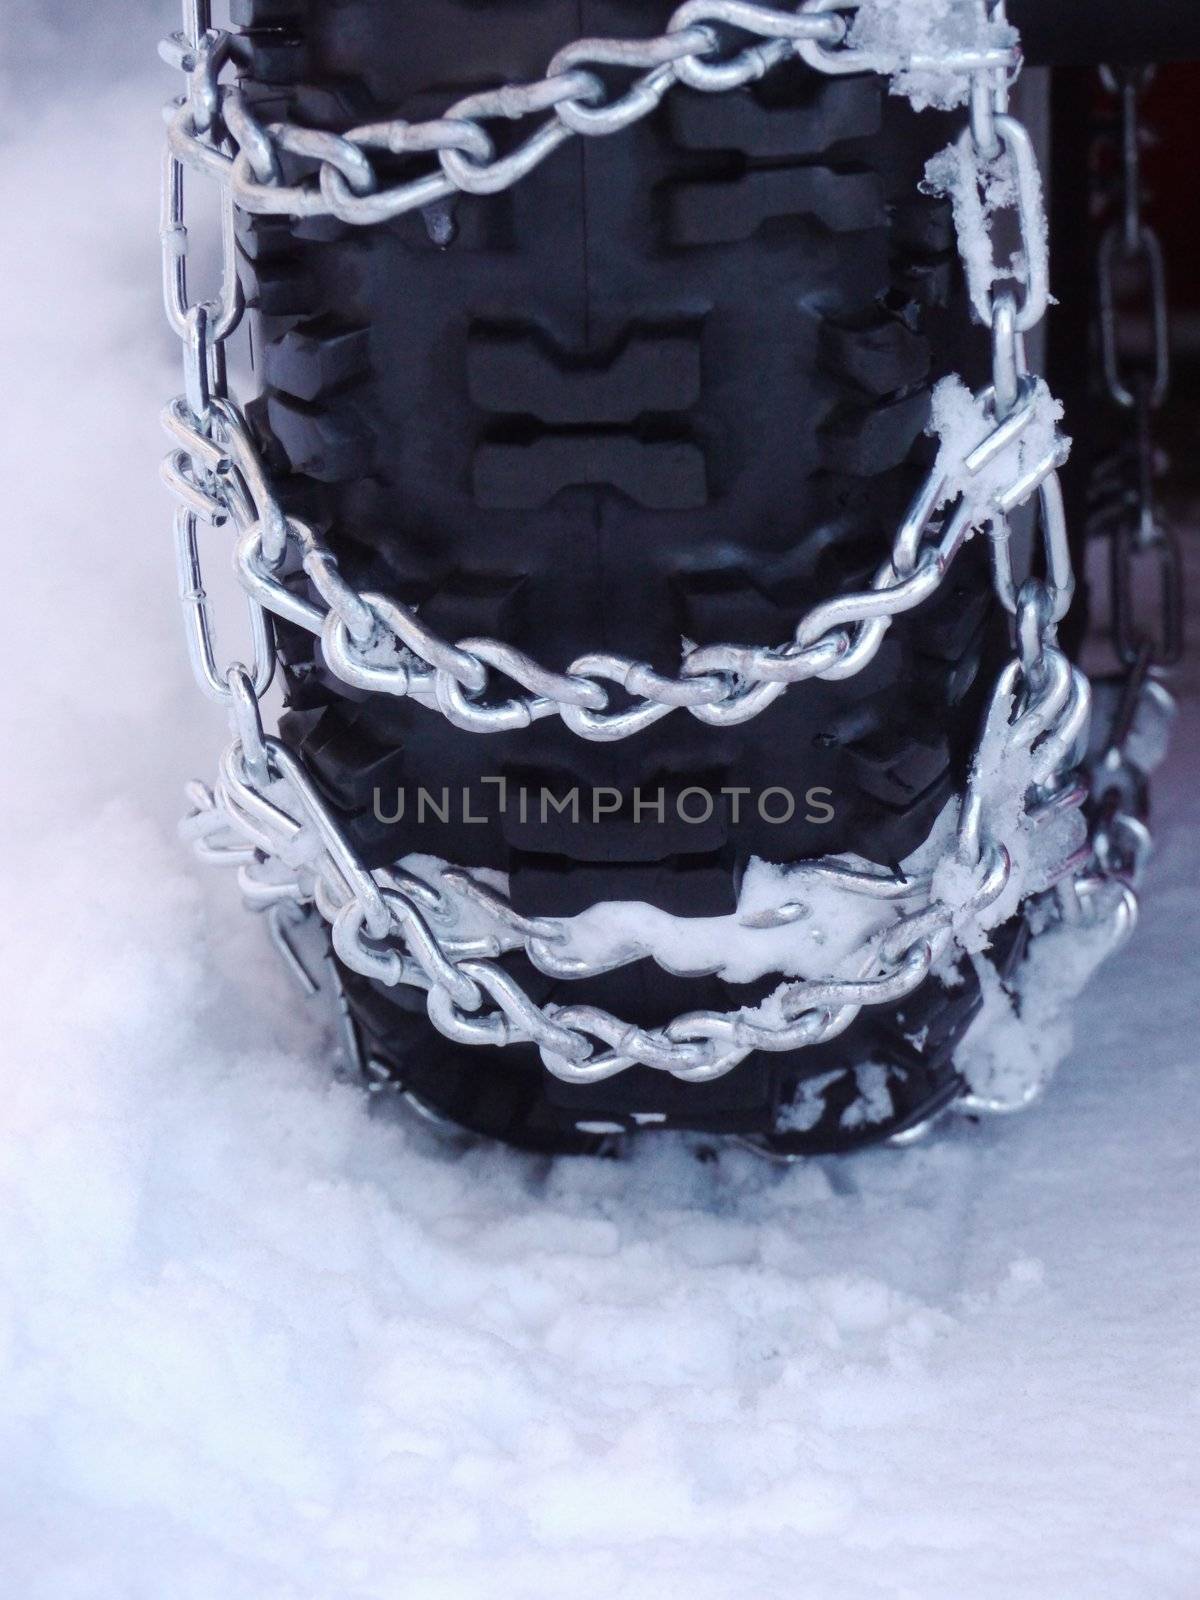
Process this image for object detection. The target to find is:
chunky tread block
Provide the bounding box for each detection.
[818,390,931,474]
[467,325,702,424]
[819,312,931,398]
[667,74,882,156]
[472,434,708,511]
[269,317,371,403]
[665,164,884,247]
[237,246,316,317]
[674,570,793,649]
[498,768,731,861]
[509,852,737,919]
[265,392,372,482]
[842,724,951,809]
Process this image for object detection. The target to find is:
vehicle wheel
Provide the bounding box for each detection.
[233,0,1036,1153]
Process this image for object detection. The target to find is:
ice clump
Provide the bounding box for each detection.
[850,0,1018,111]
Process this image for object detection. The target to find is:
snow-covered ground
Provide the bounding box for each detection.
[2,24,1198,1600]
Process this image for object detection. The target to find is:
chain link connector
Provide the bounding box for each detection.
[174,507,276,704]
[989,467,1074,624]
[1112,519,1184,667]
[957,114,1049,333]
[1098,223,1170,412]
[226,664,271,789]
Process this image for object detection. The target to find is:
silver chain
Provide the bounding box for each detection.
[162,2,1141,1091]
[1086,66,1181,887]
[1094,65,1182,670]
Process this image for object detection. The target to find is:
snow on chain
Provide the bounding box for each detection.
[851,0,1018,109]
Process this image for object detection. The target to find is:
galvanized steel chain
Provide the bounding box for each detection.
[161,2,1133,1088]
[1085,65,1181,887]
[1092,65,1183,671]
[161,1,273,716]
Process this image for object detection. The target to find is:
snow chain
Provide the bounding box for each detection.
[161,2,1149,1103]
[1085,66,1182,889]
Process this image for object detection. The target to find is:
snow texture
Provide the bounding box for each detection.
[404,844,933,986]
[927,372,1065,516]
[2,16,1199,1599]
[923,125,1051,336]
[850,0,1018,111]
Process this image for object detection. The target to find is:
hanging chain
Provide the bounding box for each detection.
[1086,66,1181,886]
[162,1,1141,1090]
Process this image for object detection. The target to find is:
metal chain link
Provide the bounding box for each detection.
[162,1,1143,1093]
[1094,65,1183,670]
[1085,66,1182,887]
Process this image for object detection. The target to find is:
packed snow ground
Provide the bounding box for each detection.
[2,26,1199,1600]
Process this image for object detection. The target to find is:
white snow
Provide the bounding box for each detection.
[2,17,1199,1599]
[850,0,1018,111]
[954,917,1120,1112]
[923,122,1052,338]
[402,847,925,986]
[927,371,1066,515]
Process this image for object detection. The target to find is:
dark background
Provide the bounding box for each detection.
[1146,66,1200,493]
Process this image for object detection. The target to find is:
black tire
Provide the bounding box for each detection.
[233,0,1020,1154]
